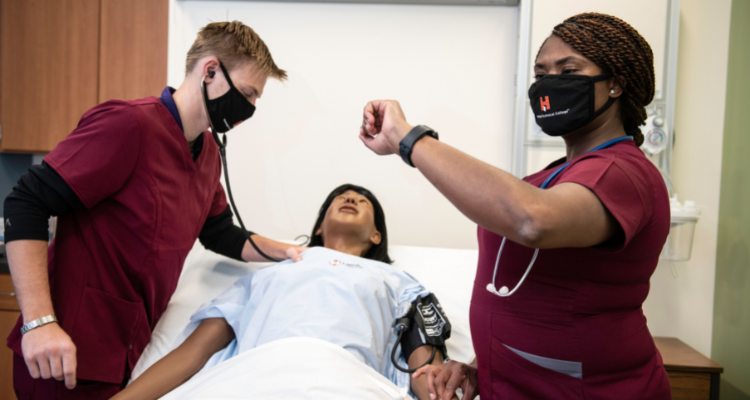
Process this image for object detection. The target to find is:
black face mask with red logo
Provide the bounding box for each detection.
[202,62,256,134]
[528,73,616,137]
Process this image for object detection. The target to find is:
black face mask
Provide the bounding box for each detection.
[528,73,616,137]
[202,62,256,134]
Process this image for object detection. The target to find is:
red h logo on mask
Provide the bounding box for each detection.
[540,96,551,112]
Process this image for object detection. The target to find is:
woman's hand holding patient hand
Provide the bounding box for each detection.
[413,360,479,400]
[359,100,413,156]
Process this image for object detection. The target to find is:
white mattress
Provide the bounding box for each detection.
[131,241,479,382]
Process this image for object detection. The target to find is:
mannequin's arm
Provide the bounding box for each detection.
[112,318,235,400]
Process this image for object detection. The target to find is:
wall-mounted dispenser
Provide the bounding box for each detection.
[661,197,700,261]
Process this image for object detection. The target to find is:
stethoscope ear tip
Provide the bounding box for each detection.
[486,283,496,294]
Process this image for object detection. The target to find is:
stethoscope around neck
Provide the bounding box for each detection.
[486,135,634,297]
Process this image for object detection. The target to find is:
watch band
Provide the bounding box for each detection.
[399,125,439,167]
[20,315,58,335]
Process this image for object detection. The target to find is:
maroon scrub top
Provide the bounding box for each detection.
[7,97,228,384]
[470,140,672,399]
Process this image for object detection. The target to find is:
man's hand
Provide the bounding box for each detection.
[242,236,308,263]
[359,100,413,156]
[21,322,77,389]
[413,360,479,400]
[286,246,308,263]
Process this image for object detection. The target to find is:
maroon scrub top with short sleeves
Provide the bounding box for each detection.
[470,140,673,399]
[6,97,228,384]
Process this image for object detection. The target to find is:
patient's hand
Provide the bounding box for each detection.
[413,360,478,400]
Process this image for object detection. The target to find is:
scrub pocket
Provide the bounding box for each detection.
[69,287,141,384]
[490,336,584,400]
[504,344,582,379]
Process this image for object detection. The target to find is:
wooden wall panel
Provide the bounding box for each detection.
[99,0,169,103]
[0,311,21,400]
[0,274,19,400]
[0,273,19,312]
[0,0,100,153]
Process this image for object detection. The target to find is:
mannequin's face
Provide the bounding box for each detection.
[316,190,381,249]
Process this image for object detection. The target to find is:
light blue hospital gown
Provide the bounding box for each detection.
[190,247,429,389]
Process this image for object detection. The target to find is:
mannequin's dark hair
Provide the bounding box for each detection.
[309,184,392,264]
[540,12,655,146]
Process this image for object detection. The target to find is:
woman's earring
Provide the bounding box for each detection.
[610,89,615,94]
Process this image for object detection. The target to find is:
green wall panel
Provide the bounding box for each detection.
[712,0,750,398]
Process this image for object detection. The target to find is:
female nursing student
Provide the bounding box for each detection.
[2,21,305,399]
[359,13,672,400]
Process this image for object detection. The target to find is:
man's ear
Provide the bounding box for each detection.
[370,230,382,246]
[202,57,221,82]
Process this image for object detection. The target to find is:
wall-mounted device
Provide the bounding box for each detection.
[661,197,700,261]
[642,113,669,157]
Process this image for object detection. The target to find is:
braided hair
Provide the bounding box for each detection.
[543,13,655,146]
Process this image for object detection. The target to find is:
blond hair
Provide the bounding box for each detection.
[185,21,287,80]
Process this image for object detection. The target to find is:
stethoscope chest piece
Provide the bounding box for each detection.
[486,283,510,296]
[486,236,539,298]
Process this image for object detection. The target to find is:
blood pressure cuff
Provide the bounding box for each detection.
[399,293,451,362]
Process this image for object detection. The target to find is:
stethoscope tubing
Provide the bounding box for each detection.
[201,76,283,263]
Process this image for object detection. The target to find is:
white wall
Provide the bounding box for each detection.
[641,0,732,357]
[168,1,518,250]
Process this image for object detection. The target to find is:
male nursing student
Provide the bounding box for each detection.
[2,21,305,399]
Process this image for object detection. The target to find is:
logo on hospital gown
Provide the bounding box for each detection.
[329,259,363,269]
[418,302,446,337]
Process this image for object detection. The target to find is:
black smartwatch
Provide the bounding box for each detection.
[399,125,439,167]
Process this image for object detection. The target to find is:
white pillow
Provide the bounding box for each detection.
[130,242,478,380]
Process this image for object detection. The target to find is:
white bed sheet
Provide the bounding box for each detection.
[131,241,478,382]
[161,337,414,400]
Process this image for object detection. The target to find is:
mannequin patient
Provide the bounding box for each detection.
[113,184,454,400]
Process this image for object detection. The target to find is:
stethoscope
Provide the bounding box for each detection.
[486,136,634,297]
[201,75,283,262]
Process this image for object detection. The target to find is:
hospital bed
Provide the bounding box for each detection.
[131,242,479,400]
